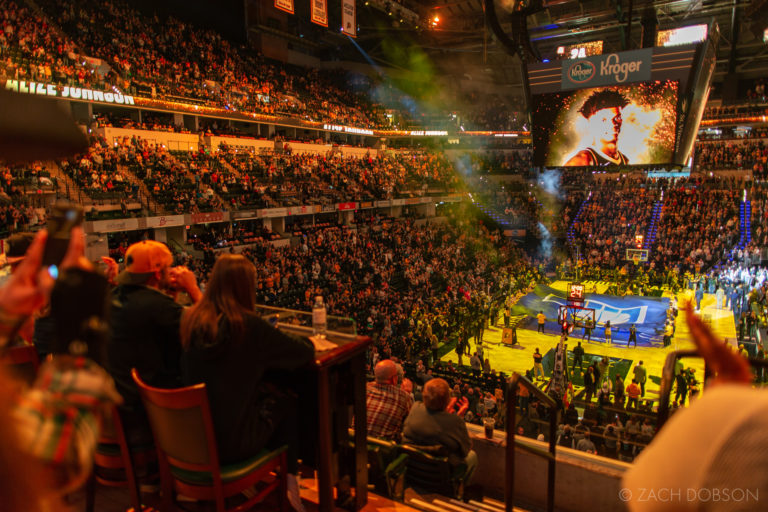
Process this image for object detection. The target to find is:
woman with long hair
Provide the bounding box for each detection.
[180,254,314,512]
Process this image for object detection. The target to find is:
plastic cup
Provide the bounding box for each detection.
[483,417,495,439]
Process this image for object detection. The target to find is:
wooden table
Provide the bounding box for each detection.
[280,326,371,512]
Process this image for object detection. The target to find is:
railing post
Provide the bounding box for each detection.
[506,372,558,512]
[547,407,557,512]
[505,378,517,512]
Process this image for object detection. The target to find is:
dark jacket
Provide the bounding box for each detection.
[181,313,314,463]
[107,284,185,410]
[584,370,595,390]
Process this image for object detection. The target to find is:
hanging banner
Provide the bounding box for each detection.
[341,0,356,38]
[311,0,328,27]
[275,0,294,14]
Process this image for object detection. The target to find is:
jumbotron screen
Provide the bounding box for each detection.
[532,80,679,167]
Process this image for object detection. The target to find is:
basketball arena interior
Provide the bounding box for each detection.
[1,1,768,511]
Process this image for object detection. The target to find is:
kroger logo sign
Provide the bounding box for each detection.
[600,54,642,83]
[567,61,596,83]
[560,48,652,90]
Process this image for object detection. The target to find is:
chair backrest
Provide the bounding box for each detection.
[131,368,218,471]
[399,444,456,496]
[1,345,40,385]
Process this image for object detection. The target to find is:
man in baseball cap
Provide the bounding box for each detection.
[107,239,202,446]
[116,240,175,286]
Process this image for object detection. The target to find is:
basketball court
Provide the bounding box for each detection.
[439,282,734,403]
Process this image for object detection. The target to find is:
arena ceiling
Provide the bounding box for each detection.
[351,0,768,100]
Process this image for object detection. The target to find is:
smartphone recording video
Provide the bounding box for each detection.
[42,202,84,271]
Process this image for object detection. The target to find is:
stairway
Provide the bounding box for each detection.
[407,496,528,512]
[165,150,229,210]
[643,201,663,251]
[566,194,591,248]
[43,161,93,206]
[471,200,518,231]
[118,164,164,215]
[738,199,752,249]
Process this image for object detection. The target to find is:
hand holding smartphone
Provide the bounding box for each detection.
[42,202,84,278]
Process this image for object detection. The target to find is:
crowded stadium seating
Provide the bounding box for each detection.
[4,2,768,511]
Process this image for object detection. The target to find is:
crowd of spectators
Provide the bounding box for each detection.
[569,177,659,270]
[205,145,461,210]
[92,112,192,133]
[652,177,740,274]
[127,138,223,214]
[59,136,139,203]
[696,139,768,172]
[458,94,527,132]
[25,0,393,128]
[702,104,768,122]
[555,174,744,278]
[0,0,106,89]
[183,211,540,363]
[0,162,52,237]
[468,150,533,175]
[0,202,45,238]
[696,127,768,141]
[0,0,539,133]
[749,182,768,251]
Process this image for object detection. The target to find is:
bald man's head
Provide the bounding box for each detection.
[423,378,450,412]
[374,359,398,384]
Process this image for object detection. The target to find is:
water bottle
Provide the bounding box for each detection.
[312,296,327,336]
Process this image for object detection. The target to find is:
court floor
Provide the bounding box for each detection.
[440,282,736,401]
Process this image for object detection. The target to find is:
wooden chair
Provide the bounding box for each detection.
[399,444,468,499]
[131,368,288,512]
[1,344,40,385]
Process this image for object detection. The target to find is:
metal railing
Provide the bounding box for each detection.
[505,372,558,512]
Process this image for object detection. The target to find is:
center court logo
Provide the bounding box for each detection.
[567,61,596,83]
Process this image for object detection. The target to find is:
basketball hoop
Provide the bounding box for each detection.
[626,248,648,265]
[558,304,596,329]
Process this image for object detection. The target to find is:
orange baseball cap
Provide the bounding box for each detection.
[117,240,173,285]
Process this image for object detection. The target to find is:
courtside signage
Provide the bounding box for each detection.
[561,48,651,90]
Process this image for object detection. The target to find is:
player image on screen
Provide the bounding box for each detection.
[532,81,679,167]
[564,90,630,166]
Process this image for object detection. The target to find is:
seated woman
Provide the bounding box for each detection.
[180,254,314,512]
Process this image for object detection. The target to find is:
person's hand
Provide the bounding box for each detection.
[0,230,52,317]
[100,256,119,285]
[455,396,469,417]
[169,266,202,303]
[0,227,88,318]
[685,301,752,385]
[59,227,92,272]
[445,396,457,413]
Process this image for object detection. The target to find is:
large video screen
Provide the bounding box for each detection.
[532,80,679,167]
